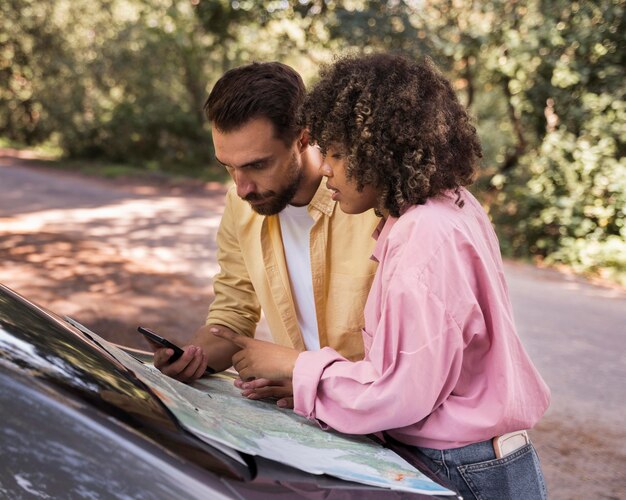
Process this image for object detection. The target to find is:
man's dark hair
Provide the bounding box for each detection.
[204,61,305,145]
[303,53,482,217]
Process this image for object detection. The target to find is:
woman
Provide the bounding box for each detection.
[215,53,550,499]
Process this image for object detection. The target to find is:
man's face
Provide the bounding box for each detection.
[212,118,303,216]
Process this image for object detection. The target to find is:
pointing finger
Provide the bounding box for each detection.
[211,327,249,348]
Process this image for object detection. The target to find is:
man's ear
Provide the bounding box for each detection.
[297,129,310,151]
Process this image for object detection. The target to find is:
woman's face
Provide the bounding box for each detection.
[320,144,379,215]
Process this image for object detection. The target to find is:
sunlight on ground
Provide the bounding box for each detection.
[0,190,273,344]
[1,197,222,279]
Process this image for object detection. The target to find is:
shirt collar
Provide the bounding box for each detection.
[307,179,335,217]
[371,216,399,263]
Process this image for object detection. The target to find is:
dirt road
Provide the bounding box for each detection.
[1,151,624,499]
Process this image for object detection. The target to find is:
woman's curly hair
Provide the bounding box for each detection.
[302,53,482,217]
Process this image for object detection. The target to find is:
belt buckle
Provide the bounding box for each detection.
[492,430,530,459]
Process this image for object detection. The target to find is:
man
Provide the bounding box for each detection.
[154,62,379,402]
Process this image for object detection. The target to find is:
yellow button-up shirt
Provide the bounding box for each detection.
[207,182,380,361]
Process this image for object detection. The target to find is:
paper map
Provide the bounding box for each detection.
[73,322,453,496]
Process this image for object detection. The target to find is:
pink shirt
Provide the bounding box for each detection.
[293,189,550,449]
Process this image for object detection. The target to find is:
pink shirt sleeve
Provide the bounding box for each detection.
[293,275,464,435]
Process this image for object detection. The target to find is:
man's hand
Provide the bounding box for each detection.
[234,378,294,408]
[212,328,300,382]
[153,344,208,383]
[152,324,242,383]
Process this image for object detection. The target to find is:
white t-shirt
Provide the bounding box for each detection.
[278,204,320,350]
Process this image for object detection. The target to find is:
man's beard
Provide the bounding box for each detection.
[244,157,304,216]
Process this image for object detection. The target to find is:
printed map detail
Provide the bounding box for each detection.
[94,335,453,496]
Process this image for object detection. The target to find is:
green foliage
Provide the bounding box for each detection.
[1,0,624,281]
[481,0,626,283]
[1,0,215,171]
[0,1,64,144]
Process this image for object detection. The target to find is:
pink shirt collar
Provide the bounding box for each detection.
[371,216,398,263]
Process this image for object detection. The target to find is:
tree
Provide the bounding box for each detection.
[1,0,623,280]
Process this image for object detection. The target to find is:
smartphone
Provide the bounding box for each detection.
[137,326,215,375]
[137,326,185,362]
[492,430,530,459]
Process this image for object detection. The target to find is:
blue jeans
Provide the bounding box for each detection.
[410,439,548,500]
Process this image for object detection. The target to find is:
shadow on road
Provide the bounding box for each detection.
[0,231,213,350]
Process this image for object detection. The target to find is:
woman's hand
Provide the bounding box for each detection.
[234,378,294,408]
[211,328,299,382]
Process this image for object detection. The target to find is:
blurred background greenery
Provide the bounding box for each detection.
[1,0,624,284]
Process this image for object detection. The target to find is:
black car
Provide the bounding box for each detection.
[0,283,457,499]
